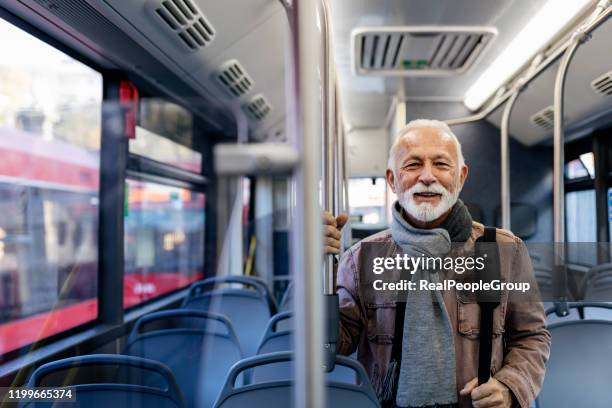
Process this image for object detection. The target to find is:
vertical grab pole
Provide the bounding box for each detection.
[286,0,326,407]
[341,124,352,249]
[500,92,519,230]
[320,0,339,372]
[552,38,580,316]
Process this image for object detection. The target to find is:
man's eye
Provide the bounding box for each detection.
[403,163,419,169]
[435,162,450,168]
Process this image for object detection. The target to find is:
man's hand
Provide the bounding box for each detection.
[460,377,513,408]
[323,212,348,254]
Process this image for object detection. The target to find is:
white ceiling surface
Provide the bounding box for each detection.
[97,0,288,138]
[487,20,612,145]
[329,0,552,129]
[331,0,612,147]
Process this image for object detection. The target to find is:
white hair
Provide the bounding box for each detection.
[387,119,465,171]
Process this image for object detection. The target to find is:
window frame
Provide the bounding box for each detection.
[121,96,208,312]
[564,129,612,243]
[0,6,213,365]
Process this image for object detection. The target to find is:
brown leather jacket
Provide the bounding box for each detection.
[337,222,551,408]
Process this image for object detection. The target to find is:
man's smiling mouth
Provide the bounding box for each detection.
[414,192,441,198]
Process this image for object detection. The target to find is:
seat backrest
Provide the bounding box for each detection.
[214,352,378,408]
[257,312,293,351]
[125,310,242,408]
[537,320,612,408]
[584,263,612,301]
[22,354,185,408]
[254,312,356,384]
[183,289,270,356]
[183,278,274,356]
[184,276,277,315]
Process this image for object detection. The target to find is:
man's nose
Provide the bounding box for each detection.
[418,163,436,185]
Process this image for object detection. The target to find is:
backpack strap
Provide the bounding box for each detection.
[475,226,500,385]
[391,301,406,363]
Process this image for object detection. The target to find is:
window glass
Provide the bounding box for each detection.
[124,179,205,308]
[565,152,595,180]
[132,98,200,172]
[0,18,101,357]
[348,178,387,226]
[566,189,596,242]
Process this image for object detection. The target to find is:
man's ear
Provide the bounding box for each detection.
[459,164,468,188]
[386,168,397,194]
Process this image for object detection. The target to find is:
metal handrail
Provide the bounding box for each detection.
[553,3,612,245]
[500,91,519,230]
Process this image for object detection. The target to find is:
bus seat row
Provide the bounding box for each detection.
[19,277,376,407]
[535,263,612,324]
[21,306,378,408]
[535,262,612,302]
[20,352,378,408]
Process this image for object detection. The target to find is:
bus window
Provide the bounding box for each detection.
[348,177,387,226]
[0,17,102,358]
[124,179,205,308]
[130,99,201,173]
[566,189,596,242]
[566,152,595,180]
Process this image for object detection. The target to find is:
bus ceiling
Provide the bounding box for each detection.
[3,0,612,148]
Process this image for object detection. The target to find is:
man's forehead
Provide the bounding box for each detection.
[396,128,457,157]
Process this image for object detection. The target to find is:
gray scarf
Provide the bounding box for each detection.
[391,200,472,407]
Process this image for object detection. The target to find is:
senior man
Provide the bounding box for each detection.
[324,119,550,408]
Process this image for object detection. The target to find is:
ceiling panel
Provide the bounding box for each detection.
[93,0,286,132]
[330,0,552,129]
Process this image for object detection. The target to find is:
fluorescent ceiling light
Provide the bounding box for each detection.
[464,0,594,111]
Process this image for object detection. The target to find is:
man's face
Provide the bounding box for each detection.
[386,128,468,223]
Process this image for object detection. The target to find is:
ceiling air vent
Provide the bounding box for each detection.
[214,60,254,98]
[530,106,555,130]
[243,94,272,121]
[148,0,215,51]
[353,26,495,76]
[591,70,612,96]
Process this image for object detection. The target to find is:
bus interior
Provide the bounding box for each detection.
[1,0,612,407]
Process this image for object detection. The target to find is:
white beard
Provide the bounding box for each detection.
[397,182,460,222]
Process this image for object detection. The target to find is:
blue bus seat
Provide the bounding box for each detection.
[182,277,274,356]
[185,276,277,314]
[21,354,185,408]
[254,312,357,384]
[125,310,243,408]
[536,318,612,408]
[213,352,379,408]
